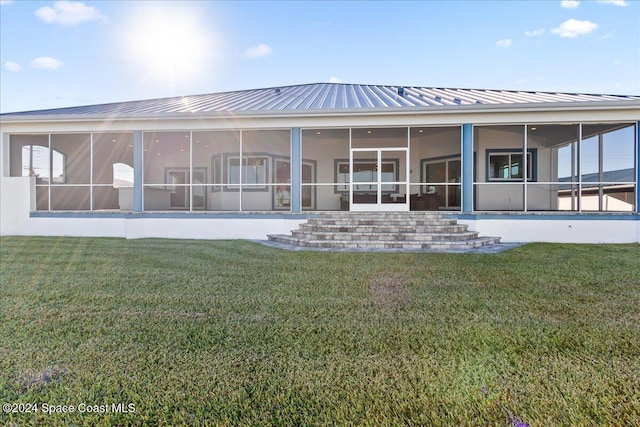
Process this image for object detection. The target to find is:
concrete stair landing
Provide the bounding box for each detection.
[268,212,501,250]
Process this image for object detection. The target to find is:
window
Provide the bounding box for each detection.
[335,159,398,192]
[487,150,536,181]
[227,155,269,189]
[21,145,66,183]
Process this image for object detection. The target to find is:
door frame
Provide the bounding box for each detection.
[349,147,409,211]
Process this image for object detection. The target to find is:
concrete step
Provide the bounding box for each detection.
[267,211,501,251]
[291,230,480,241]
[267,234,501,250]
[307,218,458,226]
[319,212,444,220]
[299,224,468,233]
[306,218,460,227]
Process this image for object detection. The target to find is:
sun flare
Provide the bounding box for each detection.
[122,4,217,85]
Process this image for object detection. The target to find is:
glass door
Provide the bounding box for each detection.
[350,147,409,211]
[423,157,461,210]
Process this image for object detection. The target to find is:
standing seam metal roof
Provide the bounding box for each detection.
[2,82,639,118]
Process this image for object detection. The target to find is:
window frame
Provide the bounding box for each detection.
[223,153,270,192]
[486,149,537,182]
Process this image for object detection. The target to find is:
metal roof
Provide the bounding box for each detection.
[2,83,640,119]
[559,168,636,189]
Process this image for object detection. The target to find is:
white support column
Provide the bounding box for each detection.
[189,131,193,212]
[90,133,94,211]
[47,133,51,211]
[291,128,301,212]
[577,124,582,212]
[133,131,143,212]
[239,130,243,212]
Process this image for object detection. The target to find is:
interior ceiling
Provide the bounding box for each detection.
[305,125,629,147]
[134,124,633,152]
[532,123,630,147]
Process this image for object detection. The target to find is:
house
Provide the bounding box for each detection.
[1,83,639,243]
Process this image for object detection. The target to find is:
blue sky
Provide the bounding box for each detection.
[1,0,638,113]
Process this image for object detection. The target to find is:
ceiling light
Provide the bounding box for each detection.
[316,131,321,135]
[367,130,372,134]
[418,129,424,133]
[531,127,537,131]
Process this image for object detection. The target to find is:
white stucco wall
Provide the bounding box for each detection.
[1,176,35,236]
[460,217,639,243]
[124,217,305,240]
[1,176,127,237]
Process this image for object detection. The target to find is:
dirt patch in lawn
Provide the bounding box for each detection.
[370,271,410,310]
[17,366,67,392]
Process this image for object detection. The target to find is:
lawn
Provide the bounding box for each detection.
[0,237,638,426]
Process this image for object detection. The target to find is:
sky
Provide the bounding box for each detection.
[1,0,639,113]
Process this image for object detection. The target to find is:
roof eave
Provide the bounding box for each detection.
[1,99,638,124]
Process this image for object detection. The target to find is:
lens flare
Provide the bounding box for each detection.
[121,3,218,86]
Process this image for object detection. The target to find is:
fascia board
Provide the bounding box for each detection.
[1,100,639,124]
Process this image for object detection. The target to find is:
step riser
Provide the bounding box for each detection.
[318,216,446,221]
[299,225,469,233]
[268,235,500,250]
[317,212,445,216]
[307,220,460,226]
[291,232,480,241]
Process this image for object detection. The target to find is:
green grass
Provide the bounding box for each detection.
[1,237,639,426]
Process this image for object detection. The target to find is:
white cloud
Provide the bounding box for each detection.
[243,44,273,59]
[560,0,580,9]
[496,39,512,48]
[597,0,628,6]
[4,61,21,71]
[551,19,598,37]
[525,28,545,37]
[35,1,106,25]
[328,76,342,83]
[30,56,64,69]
